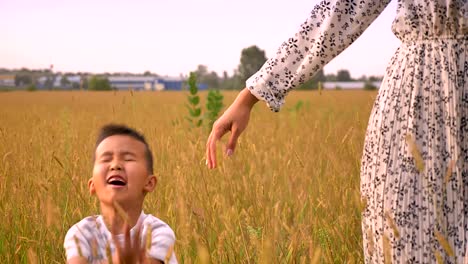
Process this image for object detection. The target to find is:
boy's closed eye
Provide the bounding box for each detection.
[98,152,114,163]
[122,152,137,161]
[97,151,137,162]
[99,156,113,163]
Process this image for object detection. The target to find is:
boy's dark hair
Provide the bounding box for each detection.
[95,124,153,174]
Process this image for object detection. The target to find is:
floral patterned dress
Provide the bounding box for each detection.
[246,0,467,263]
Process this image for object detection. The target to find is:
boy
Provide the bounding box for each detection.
[64,124,177,264]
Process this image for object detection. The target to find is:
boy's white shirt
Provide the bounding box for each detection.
[64,211,177,263]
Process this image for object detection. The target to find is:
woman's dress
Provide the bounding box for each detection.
[246,1,467,262]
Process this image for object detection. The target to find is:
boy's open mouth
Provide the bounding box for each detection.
[107,175,127,186]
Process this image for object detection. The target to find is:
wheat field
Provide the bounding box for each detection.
[0,90,377,263]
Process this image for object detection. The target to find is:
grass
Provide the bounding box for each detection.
[0,90,377,263]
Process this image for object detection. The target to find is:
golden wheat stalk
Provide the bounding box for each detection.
[383,234,392,264]
[367,228,375,255]
[74,235,83,257]
[165,244,174,263]
[384,211,400,239]
[27,248,38,264]
[405,134,425,173]
[360,196,368,214]
[310,247,322,264]
[341,126,354,144]
[106,241,113,264]
[434,249,444,264]
[91,238,98,259]
[444,160,455,184]
[434,230,454,257]
[146,224,152,252]
[113,200,129,223]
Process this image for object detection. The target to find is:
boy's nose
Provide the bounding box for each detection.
[110,163,123,171]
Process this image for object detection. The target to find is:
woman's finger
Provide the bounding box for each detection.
[226,125,241,156]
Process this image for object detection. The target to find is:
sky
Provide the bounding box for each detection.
[0,0,401,79]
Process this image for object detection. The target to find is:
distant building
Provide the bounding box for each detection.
[36,76,50,89]
[0,75,15,87]
[34,74,208,91]
[155,76,185,91]
[323,81,382,89]
[54,75,82,89]
[108,76,156,91]
[37,75,82,89]
[108,76,207,91]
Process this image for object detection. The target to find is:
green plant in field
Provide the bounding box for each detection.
[246,225,262,239]
[186,72,203,127]
[287,100,311,117]
[88,76,111,91]
[288,100,304,113]
[205,89,224,130]
[363,81,377,90]
[317,227,332,252]
[185,72,224,130]
[26,84,37,91]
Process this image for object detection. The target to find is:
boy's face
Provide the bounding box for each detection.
[89,135,156,206]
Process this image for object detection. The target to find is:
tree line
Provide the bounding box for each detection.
[191,45,382,90]
[1,45,382,91]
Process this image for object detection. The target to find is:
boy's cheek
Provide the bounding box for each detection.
[93,164,104,173]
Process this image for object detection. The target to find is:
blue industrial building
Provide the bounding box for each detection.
[108,76,208,91]
[36,75,208,91]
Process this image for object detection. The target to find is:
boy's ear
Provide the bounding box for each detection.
[88,178,96,195]
[143,175,157,193]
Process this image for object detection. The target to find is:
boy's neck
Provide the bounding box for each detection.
[100,201,143,235]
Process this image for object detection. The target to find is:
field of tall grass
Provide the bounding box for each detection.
[0,90,377,263]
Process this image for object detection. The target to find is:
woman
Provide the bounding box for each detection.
[206,0,467,263]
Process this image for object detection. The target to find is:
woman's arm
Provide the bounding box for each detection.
[248,0,392,112]
[206,0,392,168]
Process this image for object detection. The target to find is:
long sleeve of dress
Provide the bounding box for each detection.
[246,0,392,112]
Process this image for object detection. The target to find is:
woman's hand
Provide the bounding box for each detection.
[206,88,258,169]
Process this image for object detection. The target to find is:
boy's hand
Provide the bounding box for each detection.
[112,222,151,264]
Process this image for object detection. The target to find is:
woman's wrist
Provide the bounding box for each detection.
[235,88,259,109]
